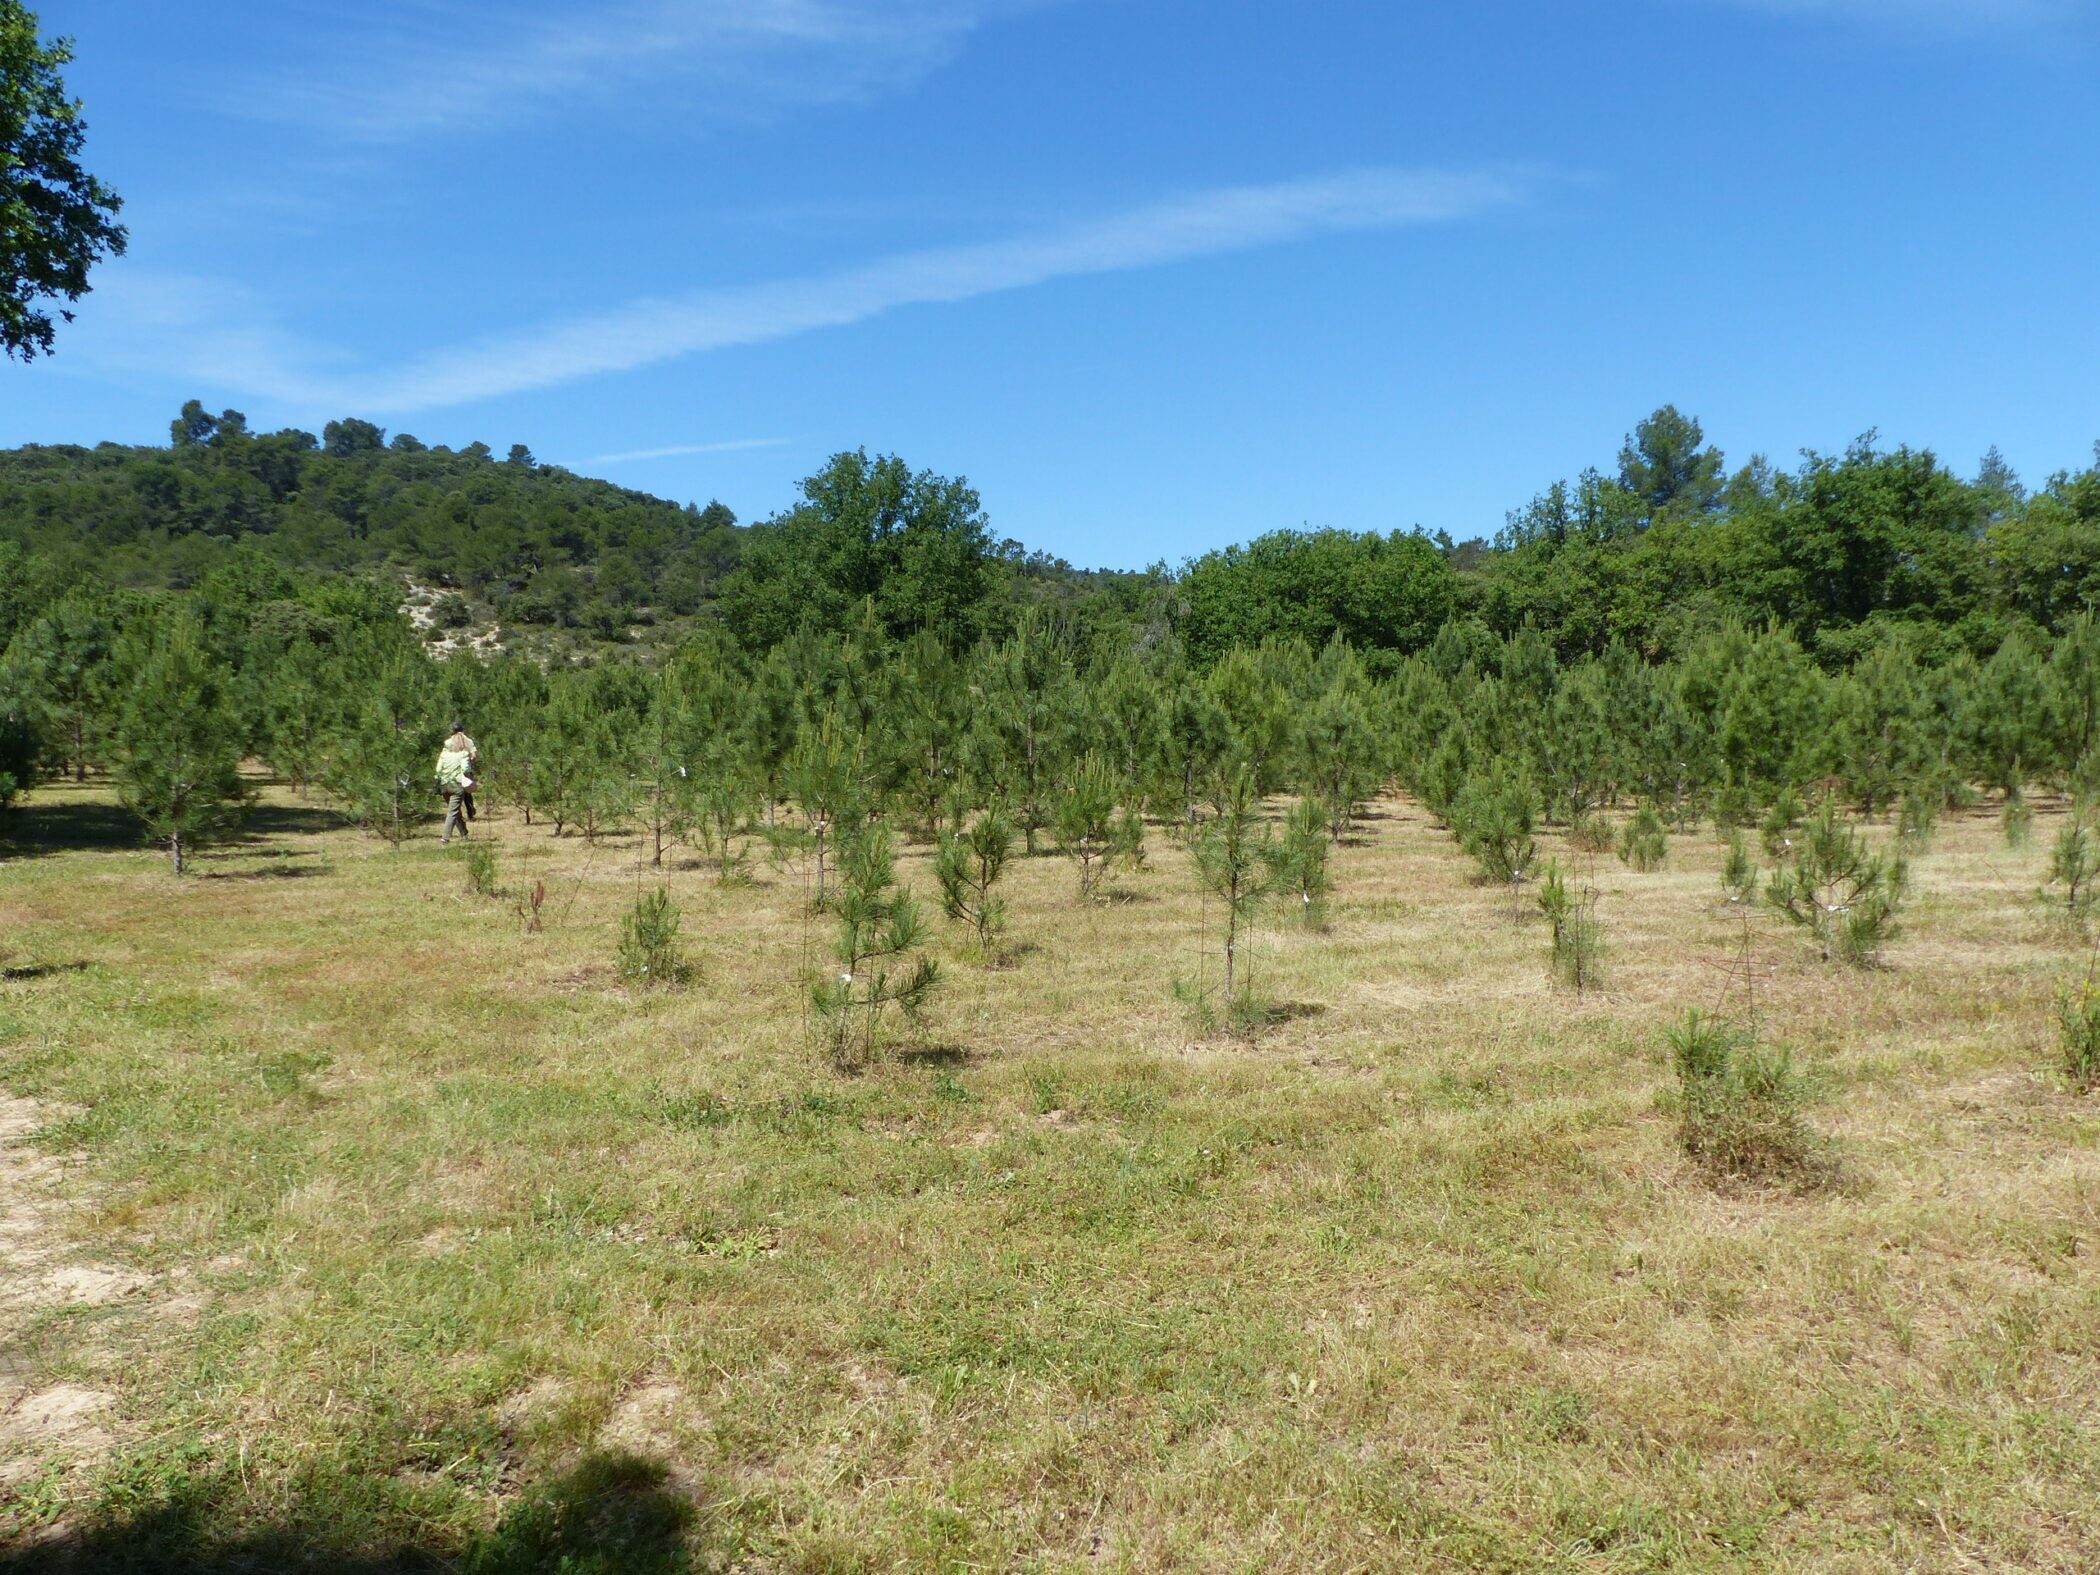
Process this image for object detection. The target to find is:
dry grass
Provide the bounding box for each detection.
[0,781,2096,1571]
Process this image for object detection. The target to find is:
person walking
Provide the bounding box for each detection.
[436,723,479,845]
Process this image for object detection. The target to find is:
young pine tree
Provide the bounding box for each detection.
[934,804,1016,962]
[2044,819,2099,921]
[1537,861,1604,992]
[1450,767,1536,886]
[1721,829,1758,906]
[811,823,941,1070]
[1617,802,1668,872]
[618,887,690,987]
[1266,796,1332,929]
[1766,802,1907,967]
[112,617,253,874]
[1185,772,1273,1030]
[1053,757,1136,902]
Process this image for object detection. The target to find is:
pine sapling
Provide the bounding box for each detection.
[1266,797,1332,929]
[1765,802,1906,967]
[1538,861,1604,992]
[617,887,690,987]
[1053,758,1128,902]
[2003,786,2034,849]
[2056,971,2100,1093]
[1569,809,1615,854]
[1184,773,1273,1033]
[934,806,1016,963]
[1617,802,1668,872]
[111,617,253,874]
[463,841,499,897]
[2045,820,2100,920]
[1451,770,1536,886]
[1721,829,1758,906]
[692,769,758,885]
[1897,786,1937,849]
[1759,787,1804,859]
[811,824,941,1071]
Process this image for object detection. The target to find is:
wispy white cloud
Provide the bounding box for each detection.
[65,166,1534,416]
[589,438,790,462]
[367,166,1533,411]
[242,0,1046,143]
[1701,0,2088,26]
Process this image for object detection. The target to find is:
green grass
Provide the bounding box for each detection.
[0,782,2097,1570]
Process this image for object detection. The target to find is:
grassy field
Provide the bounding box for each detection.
[0,780,2096,1572]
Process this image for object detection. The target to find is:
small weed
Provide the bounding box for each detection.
[657,1090,735,1129]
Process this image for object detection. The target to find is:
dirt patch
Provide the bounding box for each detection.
[596,1377,701,1461]
[0,1098,144,1469]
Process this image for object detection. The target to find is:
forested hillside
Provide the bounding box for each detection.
[3,403,2096,673]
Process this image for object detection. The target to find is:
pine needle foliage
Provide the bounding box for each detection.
[110,616,252,874]
[617,887,690,988]
[1451,769,1536,886]
[2045,820,2100,921]
[1568,810,1615,854]
[1617,802,1668,871]
[2056,972,2100,1094]
[1537,862,1604,992]
[1759,787,1804,859]
[1721,830,1758,906]
[811,823,941,1071]
[463,841,499,897]
[1266,797,1332,929]
[1053,757,1136,902]
[934,806,1016,963]
[1185,772,1272,1031]
[1667,1010,1828,1183]
[2002,787,2034,849]
[1765,803,1907,967]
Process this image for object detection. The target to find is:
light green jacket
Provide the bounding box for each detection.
[435,747,474,791]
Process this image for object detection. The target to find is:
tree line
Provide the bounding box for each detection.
[4,405,2097,671]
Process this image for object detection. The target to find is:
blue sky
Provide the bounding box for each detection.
[8,0,2099,567]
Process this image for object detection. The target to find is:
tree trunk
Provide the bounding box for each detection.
[170,834,184,875]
